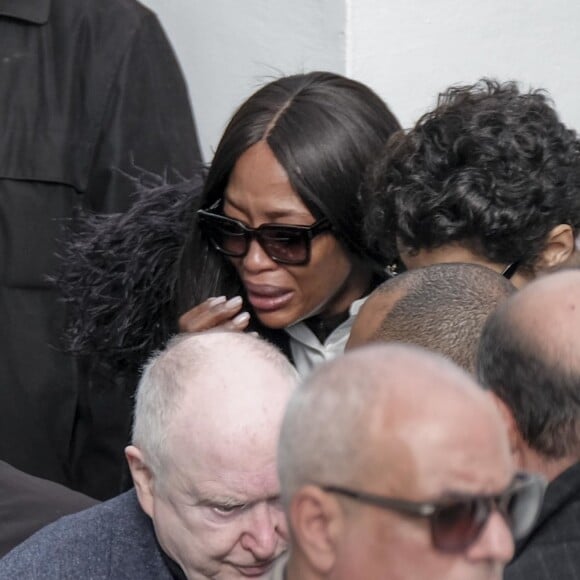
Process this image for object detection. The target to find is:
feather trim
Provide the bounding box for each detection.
[56,174,204,374]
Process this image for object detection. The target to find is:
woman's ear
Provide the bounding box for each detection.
[535,224,575,272]
[289,485,344,575]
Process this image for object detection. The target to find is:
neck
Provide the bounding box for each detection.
[325,260,376,318]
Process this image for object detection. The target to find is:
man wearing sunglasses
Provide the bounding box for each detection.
[270,343,544,580]
[478,269,580,579]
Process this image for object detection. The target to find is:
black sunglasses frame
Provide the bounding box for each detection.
[197,202,332,266]
[501,260,520,280]
[322,471,545,553]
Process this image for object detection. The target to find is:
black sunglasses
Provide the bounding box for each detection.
[501,261,520,280]
[323,472,545,553]
[197,202,332,266]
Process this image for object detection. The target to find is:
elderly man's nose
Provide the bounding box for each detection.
[240,504,287,558]
[467,510,515,565]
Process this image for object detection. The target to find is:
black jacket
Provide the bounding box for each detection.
[0,0,201,497]
[0,460,97,558]
[504,461,580,580]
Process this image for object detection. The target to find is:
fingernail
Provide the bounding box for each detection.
[208,296,226,307]
[225,296,243,309]
[232,312,250,325]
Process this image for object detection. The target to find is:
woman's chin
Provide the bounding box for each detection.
[254,308,299,330]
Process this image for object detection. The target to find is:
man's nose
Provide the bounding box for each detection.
[240,503,288,559]
[467,509,515,565]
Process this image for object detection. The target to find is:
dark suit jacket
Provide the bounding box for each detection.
[0,461,97,557]
[504,461,580,580]
[0,0,200,499]
[0,489,183,579]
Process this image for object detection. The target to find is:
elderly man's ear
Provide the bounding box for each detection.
[125,445,155,517]
[288,485,344,575]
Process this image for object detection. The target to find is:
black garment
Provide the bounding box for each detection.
[0,0,201,497]
[505,461,580,580]
[0,460,98,558]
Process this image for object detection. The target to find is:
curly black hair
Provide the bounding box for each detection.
[363,79,580,268]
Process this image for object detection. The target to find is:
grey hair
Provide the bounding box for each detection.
[132,331,297,485]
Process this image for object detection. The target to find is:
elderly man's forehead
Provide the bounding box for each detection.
[340,345,512,489]
[162,402,281,506]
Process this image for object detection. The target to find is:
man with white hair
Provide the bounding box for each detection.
[271,344,545,580]
[0,332,297,579]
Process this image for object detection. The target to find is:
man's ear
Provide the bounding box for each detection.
[125,445,155,517]
[289,485,344,575]
[535,224,575,271]
[487,392,523,461]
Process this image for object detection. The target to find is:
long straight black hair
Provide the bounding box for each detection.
[179,71,401,315]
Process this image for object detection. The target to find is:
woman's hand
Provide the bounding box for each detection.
[178,296,251,333]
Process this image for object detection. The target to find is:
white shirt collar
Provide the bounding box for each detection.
[284,295,368,378]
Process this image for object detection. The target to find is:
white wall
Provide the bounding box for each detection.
[142,0,580,159]
[347,0,580,131]
[143,0,346,161]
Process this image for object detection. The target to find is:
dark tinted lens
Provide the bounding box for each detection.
[501,477,544,540]
[208,217,249,257]
[432,500,484,552]
[259,226,308,264]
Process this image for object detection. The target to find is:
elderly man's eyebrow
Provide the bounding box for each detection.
[437,482,512,501]
[195,493,281,508]
[195,496,247,508]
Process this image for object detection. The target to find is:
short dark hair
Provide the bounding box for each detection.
[363,79,580,268]
[478,302,580,458]
[181,71,401,310]
[374,263,514,372]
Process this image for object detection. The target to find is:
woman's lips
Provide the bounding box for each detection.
[244,283,294,313]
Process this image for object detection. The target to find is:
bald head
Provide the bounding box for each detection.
[279,344,517,580]
[279,343,511,504]
[347,263,515,372]
[132,331,298,484]
[478,269,580,458]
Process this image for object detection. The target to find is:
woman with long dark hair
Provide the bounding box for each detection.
[60,71,399,497]
[64,72,400,375]
[177,71,400,372]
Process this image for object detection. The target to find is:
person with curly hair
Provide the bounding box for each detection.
[363,79,580,287]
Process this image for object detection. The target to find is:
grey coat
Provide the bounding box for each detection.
[0,490,181,579]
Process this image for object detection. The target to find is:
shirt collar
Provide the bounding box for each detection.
[285,295,370,377]
[0,0,50,24]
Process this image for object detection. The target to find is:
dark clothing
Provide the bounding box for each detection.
[0,460,97,558]
[505,461,580,580]
[58,176,294,381]
[0,0,201,497]
[0,490,184,579]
